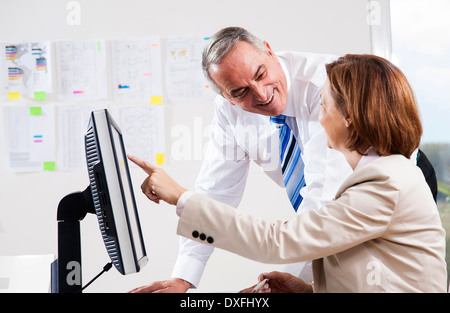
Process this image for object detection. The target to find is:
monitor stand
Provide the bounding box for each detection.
[51,186,94,293]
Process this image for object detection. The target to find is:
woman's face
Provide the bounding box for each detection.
[319,79,351,153]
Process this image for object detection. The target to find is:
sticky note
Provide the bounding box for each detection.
[8,92,20,100]
[150,96,162,105]
[30,106,42,116]
[43,162,56,171]
[34,91,46,101]
[155,153,165,165]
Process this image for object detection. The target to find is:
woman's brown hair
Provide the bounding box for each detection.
[326,54,422,158]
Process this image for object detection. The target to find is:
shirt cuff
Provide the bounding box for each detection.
[176,190,194,217]
[171,253,208,288]
[171,235,214,288]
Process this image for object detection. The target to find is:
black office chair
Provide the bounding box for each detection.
[417,149,438,202]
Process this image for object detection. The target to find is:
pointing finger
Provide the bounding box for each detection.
[127,154,157,174]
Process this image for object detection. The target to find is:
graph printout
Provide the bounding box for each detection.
[165,36,215,103]
[111,38,163,103]
[4,103,56,172]
[54,40,107,100]
[0,42,52,100]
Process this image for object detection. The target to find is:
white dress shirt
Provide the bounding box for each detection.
[171,51,353,287]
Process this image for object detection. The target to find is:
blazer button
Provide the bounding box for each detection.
[207,236,214,244]
[199,233,206,241]
[192,231,199,238]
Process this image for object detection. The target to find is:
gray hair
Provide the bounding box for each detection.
[202,27,269,94]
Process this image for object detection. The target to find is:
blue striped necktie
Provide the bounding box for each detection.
[270,115,306,212]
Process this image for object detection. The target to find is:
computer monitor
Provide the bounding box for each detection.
[52,109,148,293]
[85,109,148,275]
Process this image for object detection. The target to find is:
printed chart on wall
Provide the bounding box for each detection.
[111,38,163,104]
[0,42,52,100]
[55,104,165,171]
[56,103,108,171]
[54,40,107,100]
[3,103,56,172]
[112,105,166,166]
[165,36,215,103]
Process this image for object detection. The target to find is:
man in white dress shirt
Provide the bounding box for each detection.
[130,26,354,293]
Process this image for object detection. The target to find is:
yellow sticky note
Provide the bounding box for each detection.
[8,92,20,100]
[43,162,56,171]
[155,153,165,165]
[150,95,162,105]
[30,106,42,116]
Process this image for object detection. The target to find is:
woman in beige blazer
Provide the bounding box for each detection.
[129,54,447,292]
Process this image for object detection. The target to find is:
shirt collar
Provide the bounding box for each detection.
[355,146,381,171]
[277,55,295,117]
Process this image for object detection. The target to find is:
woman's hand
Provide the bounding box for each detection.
[240,271,313,293]
[128,155,187,206]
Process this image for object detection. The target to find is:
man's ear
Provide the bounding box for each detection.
[221,92,237,106]
[264,41,275,57]
[227,98,237,106]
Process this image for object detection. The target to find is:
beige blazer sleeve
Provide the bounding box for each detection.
[176,159,401,264]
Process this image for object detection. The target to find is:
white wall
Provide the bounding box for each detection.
[0,0,371,292]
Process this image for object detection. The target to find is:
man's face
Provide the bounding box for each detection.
[209,41,288,117]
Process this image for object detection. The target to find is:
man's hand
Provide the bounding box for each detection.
[128,278,191,293]
[128,155,187,206]
[239,271,313,293]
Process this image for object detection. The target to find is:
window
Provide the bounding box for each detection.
[373,0,450,284]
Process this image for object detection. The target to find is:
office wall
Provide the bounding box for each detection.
[0,0,371,292]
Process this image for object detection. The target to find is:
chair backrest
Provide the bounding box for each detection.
[0,254,55,293]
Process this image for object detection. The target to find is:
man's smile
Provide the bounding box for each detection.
[258,92,274,106]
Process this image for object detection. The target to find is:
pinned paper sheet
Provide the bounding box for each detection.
[1,42,52,98]
[165,36,215,103]
[56,103,108,171]
[55,40,107,100]
[110,38,163,102]
[4,104,56,172]
[112,104,165,168]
